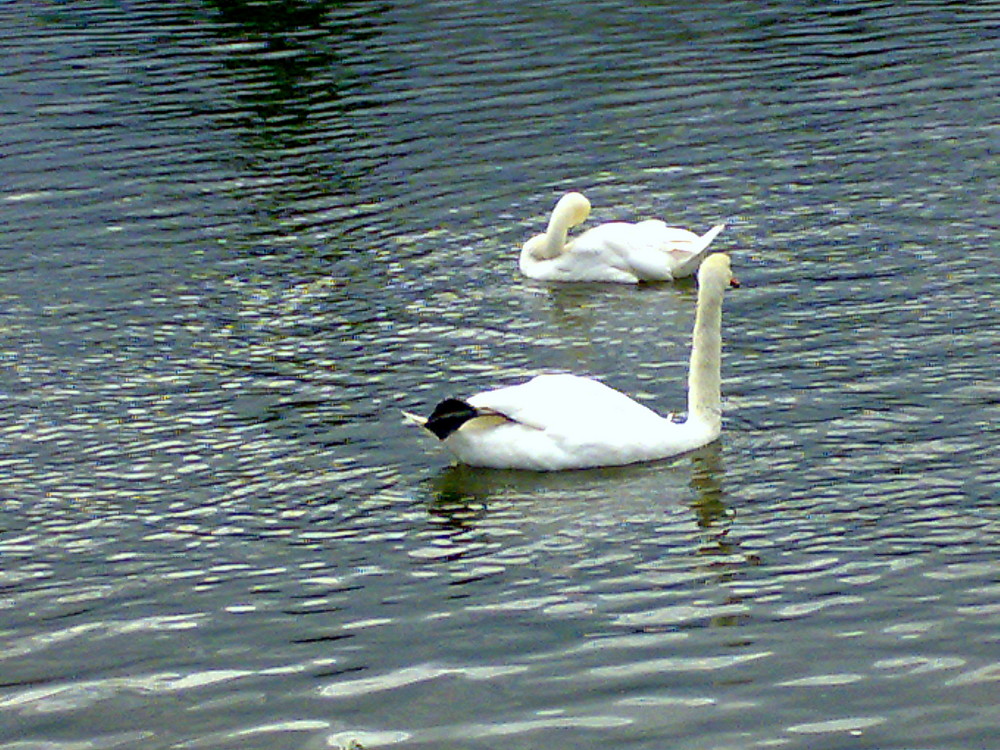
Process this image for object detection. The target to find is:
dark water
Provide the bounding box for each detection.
[1,1,998,748]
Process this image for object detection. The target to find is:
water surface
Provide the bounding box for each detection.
[1,1,998,748]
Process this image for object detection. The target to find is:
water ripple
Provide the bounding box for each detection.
[2,1,998,749]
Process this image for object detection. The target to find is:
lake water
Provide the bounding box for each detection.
[1,1,998,748]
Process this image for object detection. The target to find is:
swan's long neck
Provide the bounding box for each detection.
[686,282,724,430]
[532,209,573,260]
[524,194,589,262]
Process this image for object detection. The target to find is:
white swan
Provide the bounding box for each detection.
[519,192,726,283]
[404,253,738,471]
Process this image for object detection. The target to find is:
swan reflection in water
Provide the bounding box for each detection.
[414,442,758,632]
[424,442,737,551]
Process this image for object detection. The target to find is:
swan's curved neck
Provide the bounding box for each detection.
[686,284,724,430]
[530,207,574,260]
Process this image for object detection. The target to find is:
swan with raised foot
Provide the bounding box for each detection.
[519,192,726,283]
[404,253,738,471]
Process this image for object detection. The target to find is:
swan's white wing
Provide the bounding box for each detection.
[444,373,697,470]
[468,373,666,434]
[574,221,725,281]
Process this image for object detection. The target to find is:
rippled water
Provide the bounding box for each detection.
[2,1,998,748]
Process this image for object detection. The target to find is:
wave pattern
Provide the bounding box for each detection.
[1,0,997,749]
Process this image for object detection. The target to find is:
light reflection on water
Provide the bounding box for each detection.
[1,0,998,748]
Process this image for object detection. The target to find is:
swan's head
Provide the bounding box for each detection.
[553,192,591,228]
[698,253,739,292]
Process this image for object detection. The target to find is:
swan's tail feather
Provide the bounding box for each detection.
[698,223,726,250]
[671,223,726,278]
[402,410,428,428]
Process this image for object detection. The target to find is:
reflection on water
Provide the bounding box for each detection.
[687,447,731,529]
[1,0,998,748]
[425,443,724,509]
[419,443,752,605]
[205,0,390,229]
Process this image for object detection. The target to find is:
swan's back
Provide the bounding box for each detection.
[470,374,661,430]
[572,221,720,281]
[440,374,695,470]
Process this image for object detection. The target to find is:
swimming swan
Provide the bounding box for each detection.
[520,192,726,283]
[404,254,738,471]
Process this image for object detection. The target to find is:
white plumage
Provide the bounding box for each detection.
[519,192,725,283]
[405,253,737,471]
